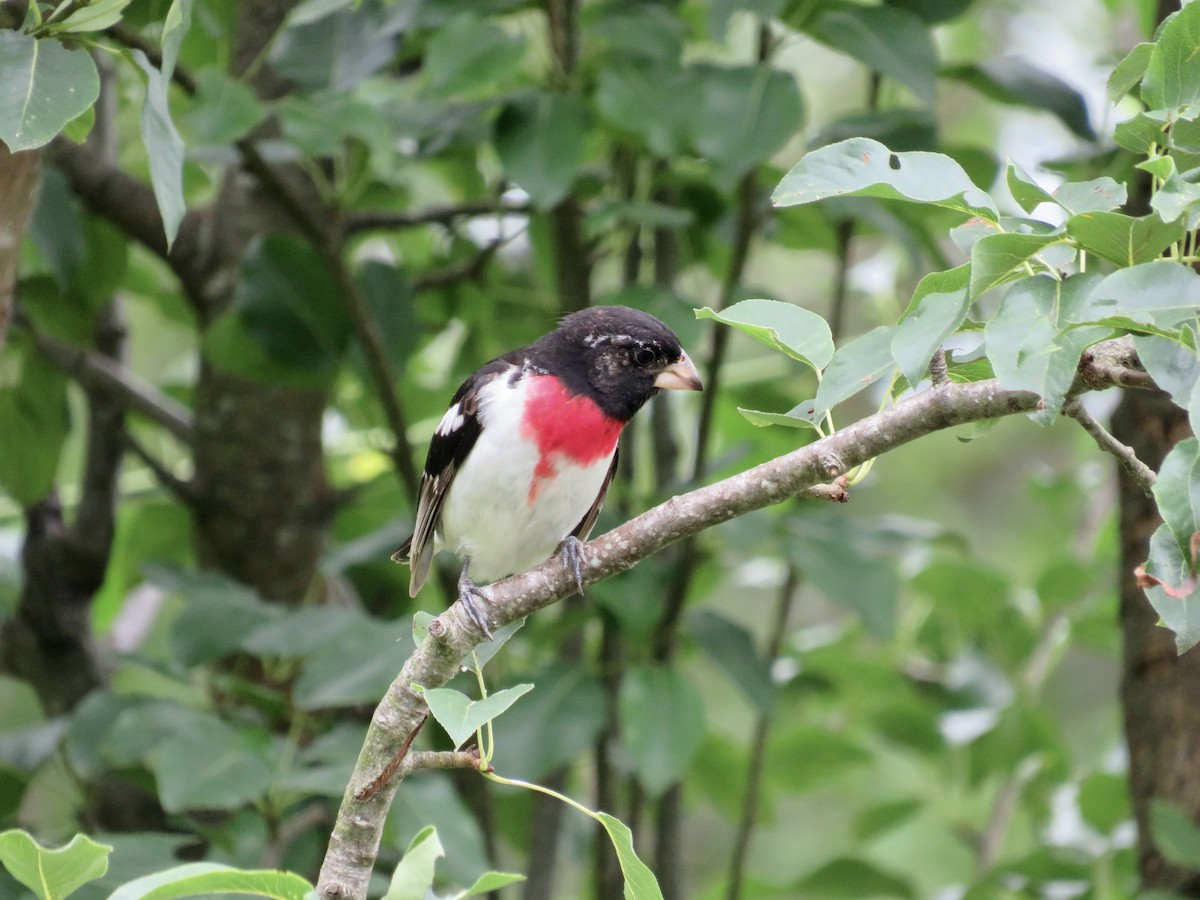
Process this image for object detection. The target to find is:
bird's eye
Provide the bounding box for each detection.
[633,347,656,367]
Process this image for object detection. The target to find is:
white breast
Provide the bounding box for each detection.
[438,376,615,583]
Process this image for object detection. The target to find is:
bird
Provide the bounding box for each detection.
[392,305,703,639]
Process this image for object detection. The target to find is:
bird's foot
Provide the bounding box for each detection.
[457,570,496,641]
[558,536,587,596]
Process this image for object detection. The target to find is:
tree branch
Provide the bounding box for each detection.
[49,138,213,303]
[26,323,194,442]
[1064,398,1157,498]
[316,350,1148,900]
[342,201,529,237]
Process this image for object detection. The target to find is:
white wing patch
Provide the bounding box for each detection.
[435,402,466,436]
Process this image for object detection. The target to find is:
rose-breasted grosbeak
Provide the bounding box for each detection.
[393,306,702,638]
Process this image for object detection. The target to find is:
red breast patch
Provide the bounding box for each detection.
[520,376,622,502]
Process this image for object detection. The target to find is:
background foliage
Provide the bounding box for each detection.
[0,0,1198,898]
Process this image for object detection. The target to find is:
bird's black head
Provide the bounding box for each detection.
[533,306,703,421]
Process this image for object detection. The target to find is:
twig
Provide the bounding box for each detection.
[26,321,194,442]
[316,357,1147,900]
[1064,397,1157,498]
[799,476,851,503]
[122,429,198,506]
[343,201,530,237]
[328,248,422,500]
[726,567,798,900]
[410,239,505,293]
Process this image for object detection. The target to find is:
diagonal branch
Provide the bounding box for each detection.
[26,322,194,442]
[49,137,213,303]
[1063,397,1157,498]
[315,342,1152,900]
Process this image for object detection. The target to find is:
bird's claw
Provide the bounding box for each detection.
[559,536,586,596]
[458,570,496,641]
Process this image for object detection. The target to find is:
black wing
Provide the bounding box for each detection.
[568,447,619,543]
[392,360,509,596]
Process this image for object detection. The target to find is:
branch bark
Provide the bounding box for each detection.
[316,345,1146,900]
[0,144,42,349]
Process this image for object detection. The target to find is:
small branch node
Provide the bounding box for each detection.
[928,348,949,386]
[818,452,844,478]
[801,475,851,503]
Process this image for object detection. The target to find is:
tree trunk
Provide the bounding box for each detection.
[1116,389,1198,893]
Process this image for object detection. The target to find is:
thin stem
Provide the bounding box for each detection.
[726,568,797,900]
[1063,397,1157,498]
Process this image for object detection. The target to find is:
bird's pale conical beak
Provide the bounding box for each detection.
[654,352,703,391]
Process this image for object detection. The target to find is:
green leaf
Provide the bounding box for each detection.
[292,617,412,709]
[60,104,94,143]
[1078,771,1130,835]
[1108,41,1153,103]
[1151,799,1200,869]
[884,0,974,23]
[270,2,405,91]
[464,618,525,673]
[594,813,664,900]
[983,274,1107,423]
[690,63,804,182]
[106,862,313,900]
[204,235,350,386]
[1134,334,1200,410]
[151,717,274,812]
[185,69,264,144]
[490,665,607,781]
[1006,161,1055,214]
[736,403,822,431]
[382,826,443,900]
[786,514,899,637]
[159,0,193,80]
[892,276,970,386]
[943,58,1095,140]
[1114,110,1170,153]
[1065,211,1184,268]
[0,31,99,152]
[494,92,590,208]
[595,63,693,157]
[696,299,833,370]
[595,62,802,180]
[461,870,527,897]
[1152,167,1200,230]
[1143,1,1200,111]
[773,138,998,219]
[812,325,896,418]
[688,610,777,713]
[132,51,186,251]
[169,580,278,666]
[619,666,706,796]
[795,856,915,898]
[0,346,71,506]
[969,231,1067,300]
[805,5,936,102]
[1141,521,1200,652]
[425,14,525,98]
[1079,260,1200,336]
[0,831,111,900]
[1153,437,1200,566]
[47,0,133,33]
[421,683,534,749]
[1052,177,1127,214]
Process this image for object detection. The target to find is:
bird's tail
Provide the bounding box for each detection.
[390,537,412,564]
